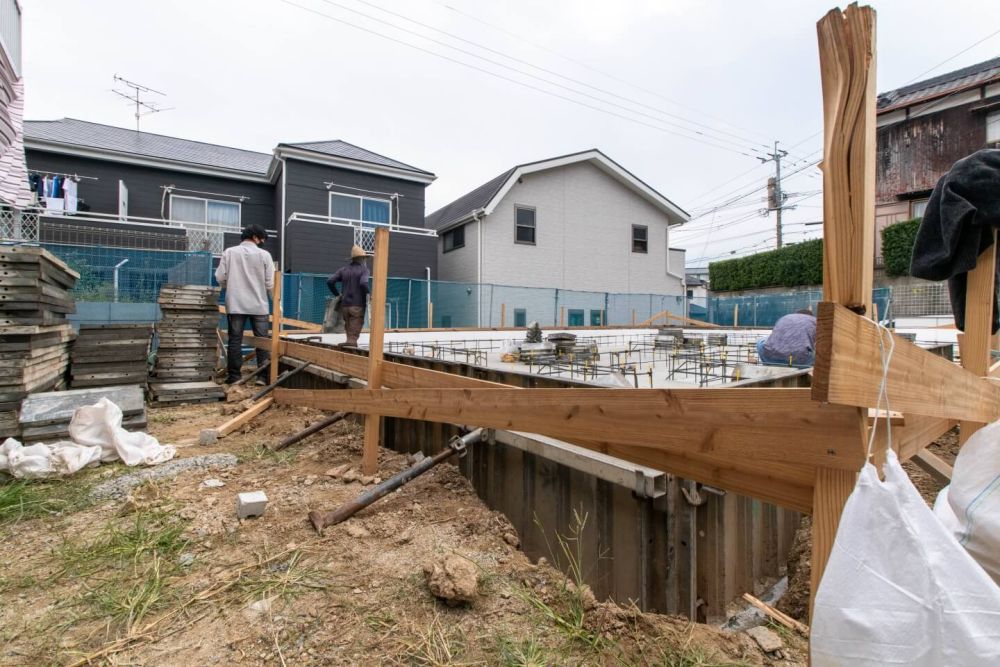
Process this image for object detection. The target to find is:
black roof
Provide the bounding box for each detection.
[425,166,515,230]
[24,118,273,175]
[878,56,1000,112]
[282,139,433,176]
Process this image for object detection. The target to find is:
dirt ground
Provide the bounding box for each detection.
[777,427,961,623]
[0,389,807,666]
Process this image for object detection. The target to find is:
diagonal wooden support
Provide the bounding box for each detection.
[959,236,997,443]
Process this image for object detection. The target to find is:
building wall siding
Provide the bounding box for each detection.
[876,100,990,203]
[436,220,479,283]
[282,157,435,277]
[479,161,683,296]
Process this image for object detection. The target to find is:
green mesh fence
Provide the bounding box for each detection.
[701,287,893,326]
[43,243,213,302]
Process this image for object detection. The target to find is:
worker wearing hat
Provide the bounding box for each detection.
[326,245,370,347]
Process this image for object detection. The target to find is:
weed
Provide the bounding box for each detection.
[82,555,172,634]
[400,614,475,666]
[0,477,93,525]
[243,442,297,465]
[657,645,752,667]
[497,636,549,667]
[59,510,188,575]
[516,508,603,650]
[235,550,328,603]
[364,609,396,631]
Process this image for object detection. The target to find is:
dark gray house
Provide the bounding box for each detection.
[21,118,437,277]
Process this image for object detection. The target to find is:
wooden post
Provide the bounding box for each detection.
[500,303,506,328]
[270,268,282,384]
[362,227,390,475]
[733,304,739,328]
[811,3,877,620]
[427,301,434,329]
[560,306,565,328]
[632,309,636,326]
[959,233,997,444]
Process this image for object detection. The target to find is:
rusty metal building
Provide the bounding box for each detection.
[875,56,1000,262]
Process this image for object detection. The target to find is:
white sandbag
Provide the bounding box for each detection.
[933,420,1000,584]
[0,437,101,479]
[811,450,1000,666]
[69,397,175,466]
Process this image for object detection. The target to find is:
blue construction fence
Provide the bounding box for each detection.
[690,287,893,327]
[39,244,895,329]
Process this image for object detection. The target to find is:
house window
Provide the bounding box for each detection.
[911,199,928,219]
[590,310,604,326]
[514,308,527,327]
[687,289,694,299]
[330,192,392,253]
[632,225,648,253]
[443,225,465,252]
[988,111,1000,145]
[568,309,584,326]
[515,206,536,244]
[170,195,241,255]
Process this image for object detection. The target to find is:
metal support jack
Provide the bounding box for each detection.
[308,428,484,534]
[272,411,348,451]
[250,361,312,402]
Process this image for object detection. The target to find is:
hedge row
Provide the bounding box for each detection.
[708,239,823,292]
[881,218,920,277]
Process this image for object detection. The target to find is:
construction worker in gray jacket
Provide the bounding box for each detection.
[326,245,370,347]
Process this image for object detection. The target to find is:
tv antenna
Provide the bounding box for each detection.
[111,75,173,130]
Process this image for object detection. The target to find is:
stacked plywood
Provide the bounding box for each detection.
[150,284,224,406]
[70,324,152,388]
[18,384,146,443]
[0,246,78,438]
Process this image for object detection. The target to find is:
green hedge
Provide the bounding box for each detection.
[708,239,823,292]
[881,218,920,277]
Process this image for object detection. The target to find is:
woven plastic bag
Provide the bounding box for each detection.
[811,450,1000,666]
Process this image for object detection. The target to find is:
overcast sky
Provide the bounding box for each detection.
[22,0,1000,267]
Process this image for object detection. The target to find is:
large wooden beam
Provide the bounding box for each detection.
[813,3,877,621]
[959,237,997,443]
[274,386,867,471]
[813,301,1000,423]
[362,227,389,475]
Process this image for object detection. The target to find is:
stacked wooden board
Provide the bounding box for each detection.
[18,384,146,443]
[70,324,152,388]
[0,246,78,439]
[150,284,224,406]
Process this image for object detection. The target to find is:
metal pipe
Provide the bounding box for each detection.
[308,428,484,534]
[112,258,129,302]
[250,361,311,401]
[272,411,347,451]
[233,360,270,386]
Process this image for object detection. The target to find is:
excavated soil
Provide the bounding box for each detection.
[0,393,807,666]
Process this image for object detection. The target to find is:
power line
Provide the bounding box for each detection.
[432,0,779,146]
[901,26,1000,86]
[351,0,776,153]
[279,0,768,158]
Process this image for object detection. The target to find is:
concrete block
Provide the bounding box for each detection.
[236,491,268,519]
[199,429,219,446]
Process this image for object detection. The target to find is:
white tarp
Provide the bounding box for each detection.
[0,398,175,479]
[933,419,1000,585]
[811,450,1000,666]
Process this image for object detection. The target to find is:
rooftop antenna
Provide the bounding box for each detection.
[111,74,172,131]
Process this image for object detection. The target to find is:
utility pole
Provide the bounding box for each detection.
[759,141,792,248]
[111,75,172,131]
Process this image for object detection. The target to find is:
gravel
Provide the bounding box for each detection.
[89,454,239,500]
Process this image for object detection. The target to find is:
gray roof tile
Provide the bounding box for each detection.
[283,139,433,176]
[425,167,515,230]
[24,118,273,175]
[878,56,1000,112]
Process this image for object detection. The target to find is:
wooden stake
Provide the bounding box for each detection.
[959,234,997,444]
[811,3,877,622]
[270,268,282,384]
[741,593,809,635]
[500,303,506,328]
[427,301,433,329]
[362,227,390,475]
[560,306,565,327]
[733,304,739,328]
[632,309,636,326]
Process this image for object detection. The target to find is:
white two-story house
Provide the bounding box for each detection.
[425,150,689,327]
